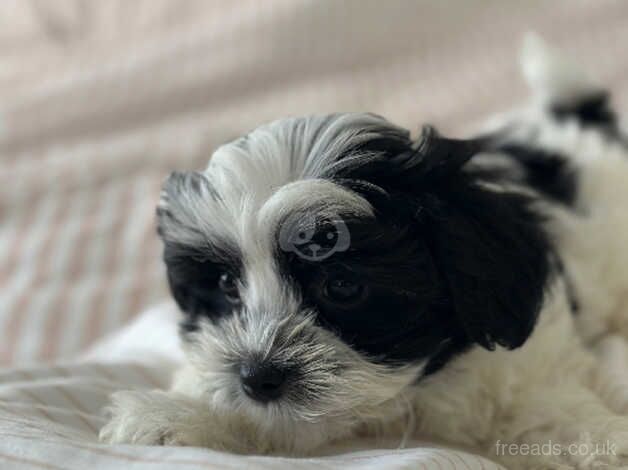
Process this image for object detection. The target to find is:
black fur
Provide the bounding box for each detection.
[158,171,244,335]
[551,91,619,136]
[288,126,554,375]
[162,242,242,335]
[495,144,577,206]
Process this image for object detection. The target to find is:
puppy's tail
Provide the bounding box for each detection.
[521,33,600,105]
[520,33,617,130]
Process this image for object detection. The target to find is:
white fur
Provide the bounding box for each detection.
[521,33,601,106]
[101,37,628,469]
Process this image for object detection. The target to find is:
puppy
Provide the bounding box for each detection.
[100,37,628,469]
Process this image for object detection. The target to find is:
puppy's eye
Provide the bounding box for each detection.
[219,272,240,304]
[323,276,367,306]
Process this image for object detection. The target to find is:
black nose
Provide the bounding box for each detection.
[240,363,287,402]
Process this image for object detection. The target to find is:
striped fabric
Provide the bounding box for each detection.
[1,0,628,367]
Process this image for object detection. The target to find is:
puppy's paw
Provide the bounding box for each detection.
[99,390,208,446]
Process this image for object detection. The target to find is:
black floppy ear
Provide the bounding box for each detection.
[419,180,552,350]
[409,128,552,350]
[332,121,551,349]
[336,124,552,351]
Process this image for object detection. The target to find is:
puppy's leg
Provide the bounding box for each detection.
[99,389,262,452]
[590,336,628,416]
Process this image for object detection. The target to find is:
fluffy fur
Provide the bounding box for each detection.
[100,36,628,469]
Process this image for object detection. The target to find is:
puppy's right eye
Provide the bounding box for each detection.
[317,273,369,310]
[325,278,363,302]
[219,272,240,304]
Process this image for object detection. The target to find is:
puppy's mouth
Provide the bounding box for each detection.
[190,312,421,425]
[231,358,341,420]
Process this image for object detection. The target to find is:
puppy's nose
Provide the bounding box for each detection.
[240,363,286,402]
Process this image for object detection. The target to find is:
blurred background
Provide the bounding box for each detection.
[1,0,627,366]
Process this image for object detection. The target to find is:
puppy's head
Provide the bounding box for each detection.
[157,114,551,450]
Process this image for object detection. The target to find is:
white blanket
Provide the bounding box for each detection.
[0,303,505,469]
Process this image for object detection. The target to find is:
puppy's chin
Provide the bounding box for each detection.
[177,313,422,451]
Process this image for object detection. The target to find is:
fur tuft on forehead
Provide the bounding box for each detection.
[212,113,411,180]
[157,113,410,251]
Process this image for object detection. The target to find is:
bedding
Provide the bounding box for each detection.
[1,1,628,468]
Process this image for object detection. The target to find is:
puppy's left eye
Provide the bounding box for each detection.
[219,272,240,304]
[322,276,368,306]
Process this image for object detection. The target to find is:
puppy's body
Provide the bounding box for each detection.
[101,38,628,468]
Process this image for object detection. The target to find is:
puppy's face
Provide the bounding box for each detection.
[157,114,551,450]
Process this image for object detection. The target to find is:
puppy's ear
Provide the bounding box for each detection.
[338,125,550,351]
[409,128,550,350]
[418,174,551,351]
[156,171,213,245]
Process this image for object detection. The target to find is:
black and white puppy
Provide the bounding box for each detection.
[100,37,628,469]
